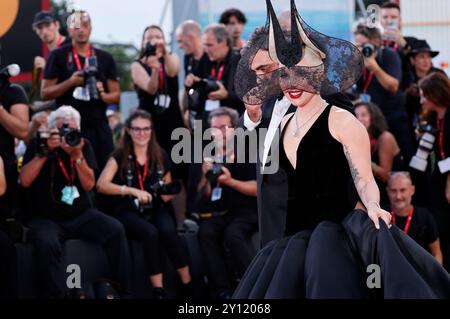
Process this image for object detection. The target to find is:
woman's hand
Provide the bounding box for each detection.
[367,202,391,229]
[130,188,153,204]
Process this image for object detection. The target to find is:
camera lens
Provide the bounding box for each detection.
[362,44,374,58]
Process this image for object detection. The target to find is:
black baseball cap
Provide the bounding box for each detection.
[32,11,56,28]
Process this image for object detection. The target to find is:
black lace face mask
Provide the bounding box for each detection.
[235,0,363,105]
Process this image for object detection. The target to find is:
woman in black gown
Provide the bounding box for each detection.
[233,0,450,299]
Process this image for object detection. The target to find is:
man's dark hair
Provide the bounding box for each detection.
[380,1,401,12]
[219,8,247,25]
[354,23,382,44]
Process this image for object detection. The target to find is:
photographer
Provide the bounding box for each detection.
[354,24,415,163]
[195,107,258,299]
[419,72,450,271]
[41,11,119,170]
[97,110,191,299]
[188,23,244,129]
[219,8,247,51]
[32,11,71,75]
[176,20,210,128]
[132,25,187,186]
[20,106,130,298]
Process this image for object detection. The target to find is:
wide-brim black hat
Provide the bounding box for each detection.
[235,0,363,105]
[410,39,439,58]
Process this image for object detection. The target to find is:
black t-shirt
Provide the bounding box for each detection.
[108,149,172,215]
[391,206,439,251]
[0,84,29,165]
[184,52,210,78]
[195,155,257,217]
[43,44,118,127]
[22,138,98,221]
[356,47,406,121]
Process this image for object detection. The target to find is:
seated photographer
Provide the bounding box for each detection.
[354,23,415,163]
[355,101,404,206]
[187,23,244,129]
[195,107,258,299]
[96,110,191,299]
[386,171,443,264]
[41,10,119,170]
[20,106,130,298]
[0,156,17,299]
[418,72,450,271]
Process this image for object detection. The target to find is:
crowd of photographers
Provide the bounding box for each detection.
[0,2,449,299]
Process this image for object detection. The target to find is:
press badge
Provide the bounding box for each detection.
[359,93,371,103]
[438,158,450,174]
[155,94,171,109]
[73,86,90,101]
[205,99,220,112]
[61,186,80,206]
[211,187,222,202]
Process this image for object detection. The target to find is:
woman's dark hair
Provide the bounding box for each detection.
[138,25,165,60]
[219,8,247,25]
[114,109,164,179]
[354,101,388,138]
[419,72,450,109]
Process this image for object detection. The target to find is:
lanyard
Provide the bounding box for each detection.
[158,64,165,92]
[56,155,75,186]
[437,118,446,159]
[56,36,63,49]
[135,160,148,191]
[392,206,414,234]
[363,66,374,93]
[211,64,225,81]
[72,46,92,71]
[384,40,398,51]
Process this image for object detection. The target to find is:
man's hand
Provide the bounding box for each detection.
[61,137,85,160]
[202,158,214,176]
[217,166,233,186]
[69,71,85,87]
[34,56,46,70]
[383,27,407,48]
[363,53,379,72]
[47,129,62,151]
[32,112,49,128]
[208,81,229,100]
[245,102,262,123]
[96,82,107,102]
[185,73,201,88]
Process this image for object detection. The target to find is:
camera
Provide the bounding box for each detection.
[59,123,82,147]
[187,78,220,112]
[362,43,375,58]
[82,56,99,100]
[0,64,20,92]
[205,162,223,186]
[409,123,437,172]
[36,129,51,157]
[143,43,157,58]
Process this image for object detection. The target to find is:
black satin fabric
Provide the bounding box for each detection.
[233,210,450,299]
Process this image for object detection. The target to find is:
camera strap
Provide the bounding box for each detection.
[158,64,165,92]
[211,63,225,81]
[135,159,149,191]
[56,154,75,186]
[437,118,446,159]
[362,66,374,93]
